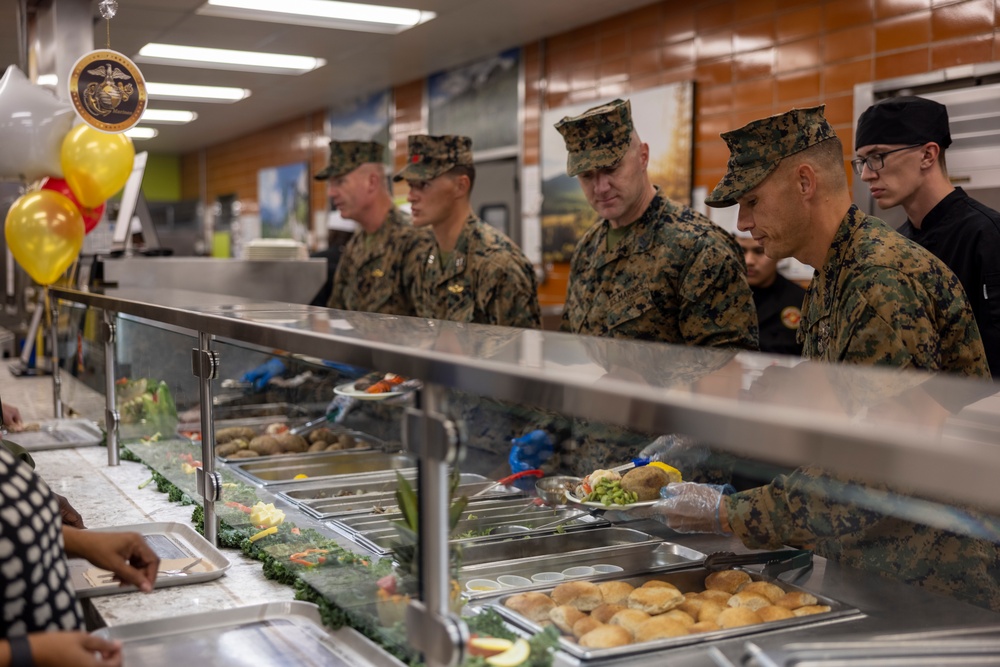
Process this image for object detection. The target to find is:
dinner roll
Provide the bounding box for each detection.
[737,581,785,603]
[551,581,603,611]
[757,605,795,622]
[641,580,681,592]
[549,605,586,634]
[597,580,635,605]
[704,569,751,594]
[697,600,726,624]
[727,591,772,611]
[716,607,763,628]
[677,596,705,617]
[572,616,604,639]
[689,621,721,633]
[627,586,684,614]
[608,608,650,636]
[504,592,555,622]
[793,604,832,616]
[698,589,733,604]
[590,602,626,624]
[661,609,696,627]
[774,591,818,610]
[579,624,633,648]
[634,616,689,642]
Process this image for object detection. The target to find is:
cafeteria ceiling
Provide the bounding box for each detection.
[0,0,660,153]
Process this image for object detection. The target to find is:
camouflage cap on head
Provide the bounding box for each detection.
[706,105,837,208]
[314,140,385,180]
[393,135,473,182]
[554,99,634,177]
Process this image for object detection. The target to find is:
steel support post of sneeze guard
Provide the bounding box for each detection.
[48,288,63,419]
[404,383,468,667]
[103,311,120,466]
[192,332,222,546]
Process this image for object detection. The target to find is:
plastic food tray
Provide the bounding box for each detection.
[69,521,230,598]
[4,419,103,451]
[94,601,405,667]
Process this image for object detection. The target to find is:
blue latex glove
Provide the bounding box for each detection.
[241,358,286,391]
[320,360,369,378]
[509,429,553,474]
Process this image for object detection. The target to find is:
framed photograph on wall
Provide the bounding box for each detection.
[327,89,393,153]
[428,48,520,153]
[258,161,309,241]
[540,83,693,263]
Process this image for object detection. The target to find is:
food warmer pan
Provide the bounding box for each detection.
[228,450,414,486]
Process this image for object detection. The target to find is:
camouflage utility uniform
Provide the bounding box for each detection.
[561,188,758,348]
[327,207,427,315]
[801,204,989,377]
[711,105,997,611]
[408,214,540,328]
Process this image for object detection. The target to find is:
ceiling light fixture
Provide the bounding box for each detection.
[125,127,159,140]
[146,82,250,103]
[137,43,325,74]
[197,0,436,35]
[141,109,199,124]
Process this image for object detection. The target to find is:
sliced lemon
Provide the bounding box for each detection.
[648,461,683,484]
[293,473,309,480]
[486,638,530,667]
[468,636,514,657]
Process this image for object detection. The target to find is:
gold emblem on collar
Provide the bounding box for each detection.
[371,269,384,278]
[447,283,464,294]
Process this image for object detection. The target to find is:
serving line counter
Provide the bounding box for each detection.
[36,286,1000,666]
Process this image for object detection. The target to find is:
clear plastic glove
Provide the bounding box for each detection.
[655,481,733,534]
[509,429,553,474]
[240,358,286,391]
[639,434,711,469]
[325,394,358,424]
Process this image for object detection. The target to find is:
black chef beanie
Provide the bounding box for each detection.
[855,96,952,151]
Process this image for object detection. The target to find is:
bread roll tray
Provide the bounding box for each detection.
[277,473,521,519]
[459,541,706,600]
[69,521,230,598]
[328,498,609,555]
[215,424,380,463]
[228,450,414,486]
[94,601,404,667]
[484,568,862,661]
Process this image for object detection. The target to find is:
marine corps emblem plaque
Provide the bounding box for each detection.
[68,50,146,132]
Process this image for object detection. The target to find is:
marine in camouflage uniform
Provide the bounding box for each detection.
[556,99,758,349]
[315,141,428,315]
[395,135,540,328]
[707,106,998,611]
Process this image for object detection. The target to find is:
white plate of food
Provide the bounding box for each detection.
[333,382,405,400]
[563,490,658,511]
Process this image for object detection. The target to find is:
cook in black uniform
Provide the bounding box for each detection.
[735,234,805,356]
[856,96,1000,377]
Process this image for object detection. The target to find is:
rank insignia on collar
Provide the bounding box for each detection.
[447,284,464,294]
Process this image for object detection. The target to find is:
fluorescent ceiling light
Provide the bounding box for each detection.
[125,127,159,140]
[146,82,250,103]
[197,0,436,35]
[137,43,324,74]
[141,109,199,124]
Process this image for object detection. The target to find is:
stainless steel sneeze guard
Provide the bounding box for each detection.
[48,286,1000,514]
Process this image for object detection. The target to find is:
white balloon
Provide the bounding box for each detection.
[0,66,75,182]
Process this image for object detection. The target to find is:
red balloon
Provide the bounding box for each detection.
[40,177,106,234]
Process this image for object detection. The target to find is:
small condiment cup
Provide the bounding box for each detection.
[561,566,595,578]
[497,575,532,588]
[531,571,565,583]
[465,578,502,593]
[592,564,624,574]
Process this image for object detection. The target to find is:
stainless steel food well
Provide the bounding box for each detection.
[228,450,414,486]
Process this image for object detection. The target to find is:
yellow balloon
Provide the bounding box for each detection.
[60,124,135,208]
[4,190,84,285]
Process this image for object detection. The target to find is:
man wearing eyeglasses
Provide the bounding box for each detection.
[855,96,1000,378]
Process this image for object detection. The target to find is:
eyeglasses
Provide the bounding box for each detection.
[851,144,923,175]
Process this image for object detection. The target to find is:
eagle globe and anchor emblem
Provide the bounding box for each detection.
[69,50,147,132]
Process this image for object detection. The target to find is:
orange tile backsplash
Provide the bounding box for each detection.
[184,0,1000,231]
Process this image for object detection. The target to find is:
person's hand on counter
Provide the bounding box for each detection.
[240,358,286,391]
[606,481,735,535]
[55,493,86,529]
[62,528,159,592]
[9,632,123,667]
[1,401,22,429]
